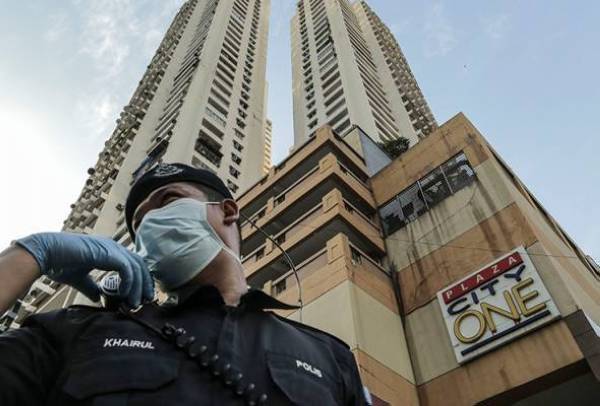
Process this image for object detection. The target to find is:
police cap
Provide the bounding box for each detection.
[125,162,233,239]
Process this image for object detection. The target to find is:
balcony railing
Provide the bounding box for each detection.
[272,166,320,208]
[271,249,328,296]
[338,160,369,187]
[241,166,321,234]
[242,204,324,267]
[348,242,386,275]
[242,159,370,235]
[205,107,227,128]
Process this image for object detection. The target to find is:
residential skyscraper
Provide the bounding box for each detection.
[353,1,437,138]
[65,0,270,244]
[1,0,271,325]
[291,0,435,147]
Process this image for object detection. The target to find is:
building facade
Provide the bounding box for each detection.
[352,1,437,139]
[263,118,273,174]
[238,114,600,404]
[291,0,434,147]
[1,0,272,328]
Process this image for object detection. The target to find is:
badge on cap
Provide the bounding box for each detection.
[153,163,184,177]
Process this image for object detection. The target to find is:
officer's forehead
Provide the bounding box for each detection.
[133,182,210,221]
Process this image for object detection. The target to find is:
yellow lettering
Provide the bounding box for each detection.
[511,277,546,317]
[480,291,521,333]
[454,310,487,344]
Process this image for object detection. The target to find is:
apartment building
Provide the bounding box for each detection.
[237,115,600,404]
[291,0,433,147]
[1,0,272,328]
[353,1,437,138]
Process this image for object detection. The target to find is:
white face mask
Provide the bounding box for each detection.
[134,198,240,291]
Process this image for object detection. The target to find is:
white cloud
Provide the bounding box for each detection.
[423,3,457,58]
[76,92,120,142]
[0,1,186,249]
[77,0,137,78]
[482,14,510,40]
[44,12,69,43]
[72,1,184,142]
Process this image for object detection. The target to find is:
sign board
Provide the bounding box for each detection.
[437,247,560,363]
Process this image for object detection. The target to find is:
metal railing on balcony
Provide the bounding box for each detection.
[205,107,227,128]
[342,199,378,229]
[272,166,320,208]
[271,248,328,296]
[242,204,324,266]
[348,242,386,275]
[337,160,369,187]
[241,165,321,233]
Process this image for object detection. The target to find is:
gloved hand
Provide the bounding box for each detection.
[14,232,154,307]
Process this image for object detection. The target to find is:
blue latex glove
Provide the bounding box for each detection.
[15,232,154,307]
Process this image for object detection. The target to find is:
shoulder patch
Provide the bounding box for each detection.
[272,313,350,350]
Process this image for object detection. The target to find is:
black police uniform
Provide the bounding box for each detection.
[0,285,366,405]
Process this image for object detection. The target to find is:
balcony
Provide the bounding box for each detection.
[252,233,396,317]
[241,152,377,256]
[242,188,385,287]
[238,126,369,225]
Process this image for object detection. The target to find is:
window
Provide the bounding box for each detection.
[419,167,451,209]
[227,180,239,193]
[350,247,362,265]
[379,152,476,235]
[273,278,286,295]
[274,194,285,206]
[442,153,476,192]
[255,247,265,260]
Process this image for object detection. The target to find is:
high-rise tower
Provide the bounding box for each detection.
[1,0,271,325]
[353,1,437,139]
[63,0,271,246]
[291,0,435,147]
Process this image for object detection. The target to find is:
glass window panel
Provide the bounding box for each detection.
[399,182,428,221]
[419,167,451,209]
[442,153,476,193]
[378,151,477,236]
[379,198,406,235]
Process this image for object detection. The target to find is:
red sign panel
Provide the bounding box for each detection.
[441,252,523,304]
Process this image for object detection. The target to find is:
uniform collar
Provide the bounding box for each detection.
[161,284,300,311]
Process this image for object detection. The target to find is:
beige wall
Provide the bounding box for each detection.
[286,280,416,386]
[418,320,583,405]
[371,112,599,403]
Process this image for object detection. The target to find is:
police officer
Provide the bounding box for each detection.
[0,163,367,405]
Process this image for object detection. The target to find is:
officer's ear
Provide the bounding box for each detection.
[221,199,239,226]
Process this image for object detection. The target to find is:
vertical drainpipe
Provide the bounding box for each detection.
[388,260,420,398]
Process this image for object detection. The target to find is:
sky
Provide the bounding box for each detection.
[0,1,599,261]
